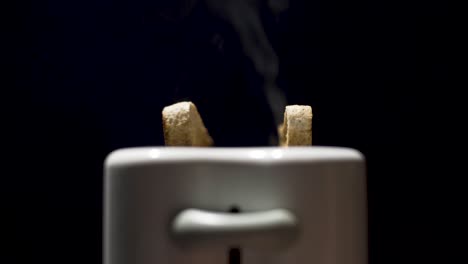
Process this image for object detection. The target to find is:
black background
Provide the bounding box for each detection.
[6,0,447,263]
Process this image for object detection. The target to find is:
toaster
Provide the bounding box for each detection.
[104,147,367,264]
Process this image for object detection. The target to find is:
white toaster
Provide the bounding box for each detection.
[104,147,367,264]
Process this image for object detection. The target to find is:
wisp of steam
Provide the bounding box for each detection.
[162,0,290,143]
[205,0,289,127]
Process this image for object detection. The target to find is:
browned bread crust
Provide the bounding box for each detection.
[162,102,213,146]
[278,105,313,146]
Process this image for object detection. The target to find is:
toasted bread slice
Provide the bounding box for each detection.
[162,101,214,146]
[278,105,313,146]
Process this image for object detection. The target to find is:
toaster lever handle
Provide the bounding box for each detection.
[172,208,298,250]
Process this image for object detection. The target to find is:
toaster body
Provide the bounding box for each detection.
[104,147,367,264]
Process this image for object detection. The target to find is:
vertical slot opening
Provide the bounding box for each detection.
[229,205,240,213]
[228,248,241,264]
[228,205,241,264]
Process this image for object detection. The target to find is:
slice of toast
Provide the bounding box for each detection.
[278,105,313,146]
[162,101,214,146]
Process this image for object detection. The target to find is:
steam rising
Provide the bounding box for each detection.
[161,0,289,143]
[205,0,288,127]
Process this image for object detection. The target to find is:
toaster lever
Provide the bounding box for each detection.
[171,208,298,251]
